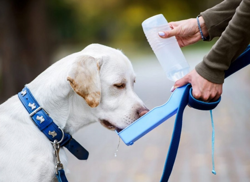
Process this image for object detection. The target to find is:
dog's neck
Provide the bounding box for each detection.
[26,56,98,134]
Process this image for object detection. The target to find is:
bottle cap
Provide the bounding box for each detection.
[142,14,169,31]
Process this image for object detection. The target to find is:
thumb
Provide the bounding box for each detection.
[159,28,178,38]
[174,74,190,88]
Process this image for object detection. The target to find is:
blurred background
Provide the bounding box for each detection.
[0,0,221,101]
[1,0,250,182]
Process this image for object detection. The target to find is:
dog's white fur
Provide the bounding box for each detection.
[0,44,147,181]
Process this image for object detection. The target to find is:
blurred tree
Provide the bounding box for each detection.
[71,0,222,45]
[47,0,79,42]
[0,0,222,102]
[0,0,78,102]
[0,0,52,101]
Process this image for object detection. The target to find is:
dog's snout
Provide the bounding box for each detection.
[137,108,149,117]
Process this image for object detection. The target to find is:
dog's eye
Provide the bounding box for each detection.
[114,83,126,89]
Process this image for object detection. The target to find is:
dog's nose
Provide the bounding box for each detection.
[137,108,149,117]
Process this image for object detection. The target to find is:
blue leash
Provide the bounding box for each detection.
[18,87,89,182]
[160,45,250,181]
[210,110,216,175]
[160,84,220,182]
[56,169,69,182]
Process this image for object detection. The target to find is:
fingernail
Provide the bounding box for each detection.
[158,31,165,37]
[170,86,175,92]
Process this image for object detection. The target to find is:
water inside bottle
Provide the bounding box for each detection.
[166,67,190,82]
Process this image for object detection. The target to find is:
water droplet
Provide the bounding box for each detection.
[114,137,120,157]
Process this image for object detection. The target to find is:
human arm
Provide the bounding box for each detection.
[196,0,250,84]
[159,0,242,46]
[201,0,242,41]
[158,17,208,47]
[172,70,222,102]
[164,0,250,101]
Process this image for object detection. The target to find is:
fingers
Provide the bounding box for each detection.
[210,88,222,102]
[175,74,190,87]
[192,86,222,102]
[188,69,223,102]
[169,69,223,103]
[158,28,178,38]
[171,74,190,92]
[192,89,202,100]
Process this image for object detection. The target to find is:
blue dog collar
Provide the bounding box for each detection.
[18,87,89,160]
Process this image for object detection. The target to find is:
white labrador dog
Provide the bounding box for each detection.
[0,44,148,181]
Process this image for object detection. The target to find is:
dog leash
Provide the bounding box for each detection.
[160,45,250,181]
[18,87,89,182]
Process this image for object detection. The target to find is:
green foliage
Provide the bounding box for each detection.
[47,0,79,40]
[46,0,222,48]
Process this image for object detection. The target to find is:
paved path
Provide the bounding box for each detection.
[66,49,250,182]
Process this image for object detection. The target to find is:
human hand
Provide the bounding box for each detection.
[158,17,208,47]
[171,69,222,102]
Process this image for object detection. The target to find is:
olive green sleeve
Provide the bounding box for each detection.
[200,0,242,41]
[196,0,250,84]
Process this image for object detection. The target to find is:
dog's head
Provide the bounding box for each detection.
[67,44,148,131]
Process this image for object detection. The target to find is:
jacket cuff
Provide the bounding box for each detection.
[195,61,225,84]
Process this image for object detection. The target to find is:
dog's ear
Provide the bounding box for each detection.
[67,55,102,108]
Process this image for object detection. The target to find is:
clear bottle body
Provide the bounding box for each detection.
[142,14,190,81]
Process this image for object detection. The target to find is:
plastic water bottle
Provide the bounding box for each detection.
[142,14,190,82]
